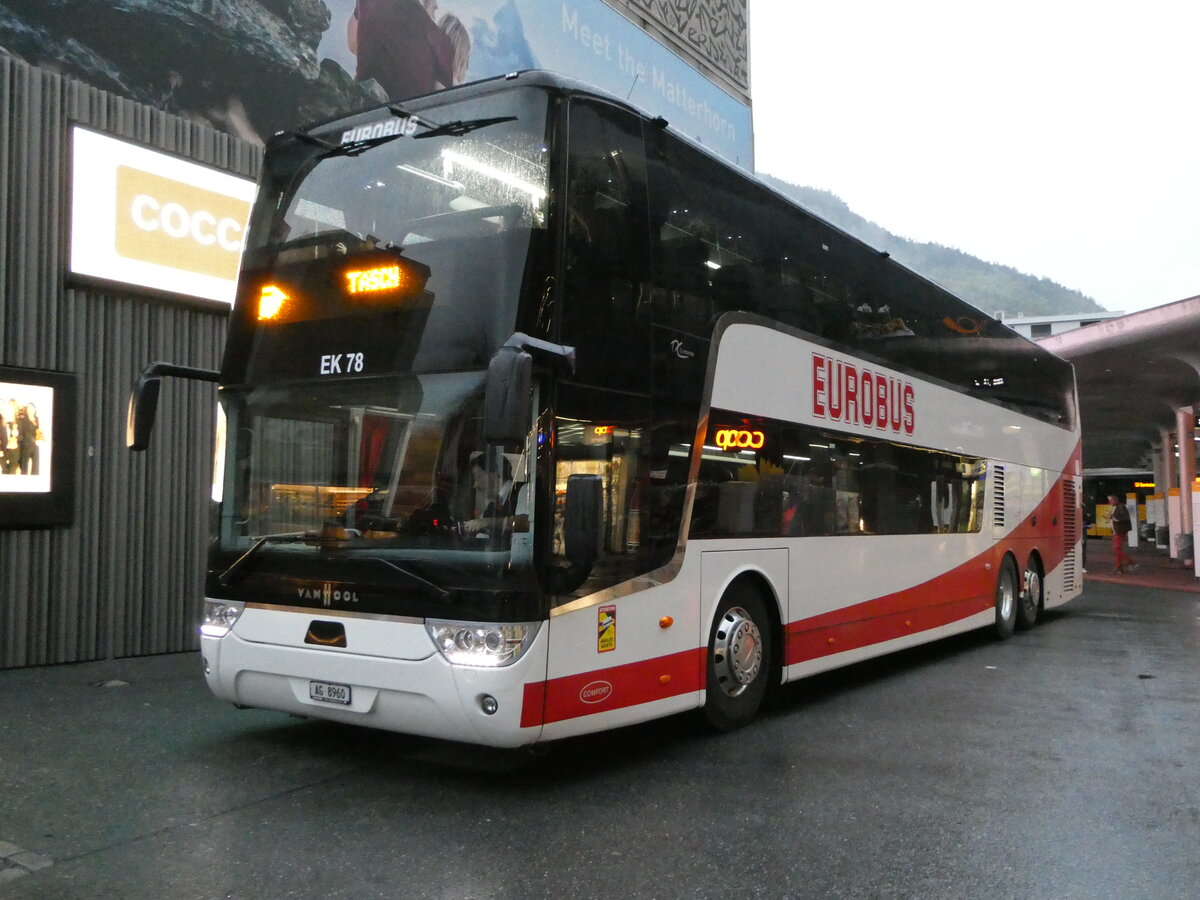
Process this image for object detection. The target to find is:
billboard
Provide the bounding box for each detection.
[0,367,77,528]
[69,127,258,304]
[322,0,753,167]
[2,1,751,167]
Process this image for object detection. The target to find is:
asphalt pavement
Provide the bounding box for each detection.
[1,571,1198,899]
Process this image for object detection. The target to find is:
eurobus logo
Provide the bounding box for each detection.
[579,681,613,704]
[812,352,915,436]
[340,115,419,144]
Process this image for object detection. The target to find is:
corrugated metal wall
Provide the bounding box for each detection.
[0,56,261,668]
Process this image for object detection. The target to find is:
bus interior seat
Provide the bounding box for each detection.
[813,297,853,343]
[774,283,822,333]
[655,236,712,329]
[710,264,758,320]
[575,205,636,275]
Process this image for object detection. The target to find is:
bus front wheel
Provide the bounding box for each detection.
[703,583,772,732]
[993,557,1019,640]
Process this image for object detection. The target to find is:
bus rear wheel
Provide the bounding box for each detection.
[703,583,772,732]
[1016,560,1042,630]
[993,557,1019,640]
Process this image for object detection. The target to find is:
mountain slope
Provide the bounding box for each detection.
[758,174,1105,318]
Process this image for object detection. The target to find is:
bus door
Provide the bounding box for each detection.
[537,99,699,734]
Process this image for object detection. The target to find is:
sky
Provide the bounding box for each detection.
[748,1,1200,314]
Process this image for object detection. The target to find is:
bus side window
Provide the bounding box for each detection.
[772,282,820,334]
[550,386,655,602]
[562,99,651,392]
[647,130,770,332]
[654,235,712,333]
[710,264,757,322]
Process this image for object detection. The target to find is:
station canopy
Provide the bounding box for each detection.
[1040,296,1200,471]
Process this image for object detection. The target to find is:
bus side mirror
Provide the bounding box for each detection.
[484,345,532,445]
[564,474,602,567]
[126,372,163,451]
[126,361,220,451]
[484,333,576,446]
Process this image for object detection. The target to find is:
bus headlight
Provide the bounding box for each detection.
[201,599,245,638]
[426,620,540,667]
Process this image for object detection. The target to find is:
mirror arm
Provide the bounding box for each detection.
[137,362,221,384]
[503,332,576,375]
[126,361,220,451]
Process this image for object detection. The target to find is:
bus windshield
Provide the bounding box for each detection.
[225,87,551,383]
[214,373,536,615]
[209,87,552,618]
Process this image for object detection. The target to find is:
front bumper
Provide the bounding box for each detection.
[201,607,546,748]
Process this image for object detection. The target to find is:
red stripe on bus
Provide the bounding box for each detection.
[523,453,1082,725]
[519,681,547,729]
[786,586,994,665]
[520,648,706,727]
[785,459,1081,665]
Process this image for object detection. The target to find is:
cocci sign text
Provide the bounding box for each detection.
[70,127,257,304]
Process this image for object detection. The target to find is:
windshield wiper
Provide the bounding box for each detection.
[218,532,450,599]
[286,129,392,158]
[219,532,314,586]
[376,559,450,599]
[414,116,517,139]
[289,106,426,158]
[291,107,514,159]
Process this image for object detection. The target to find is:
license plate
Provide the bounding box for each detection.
[308,680,352,705]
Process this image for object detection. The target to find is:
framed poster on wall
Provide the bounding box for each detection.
[0,366,78,528]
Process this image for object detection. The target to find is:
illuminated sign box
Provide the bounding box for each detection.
[0,367,78,528]
[69,126,258,304]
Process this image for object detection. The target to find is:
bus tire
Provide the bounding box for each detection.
[1016,557,1042,630]
[993,556,1019,640]
[703,582,772,732]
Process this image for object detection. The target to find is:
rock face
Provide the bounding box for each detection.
[0,0,382,141]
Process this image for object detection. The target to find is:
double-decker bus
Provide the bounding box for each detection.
[129,71,1082,747]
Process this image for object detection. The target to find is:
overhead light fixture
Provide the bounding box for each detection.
[397,163,463,190]
[440,149,545,206]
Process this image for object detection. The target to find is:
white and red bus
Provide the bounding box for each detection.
[130,71,1082,746]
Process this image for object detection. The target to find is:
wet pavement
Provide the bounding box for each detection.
[1085,534,1200,593]
[1,573,1198,899]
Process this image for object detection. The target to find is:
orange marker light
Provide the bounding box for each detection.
[659,616,674,629]
[659,675,671,685]
[258,284,289,320]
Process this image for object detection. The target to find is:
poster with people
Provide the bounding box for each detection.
[320,0,751,166]
[0,382,53,494]
[1,0,751,166]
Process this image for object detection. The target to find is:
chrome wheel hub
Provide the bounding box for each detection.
[1024,571,1041,612]
[999,576,1015,620]
[712,606,763,698]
